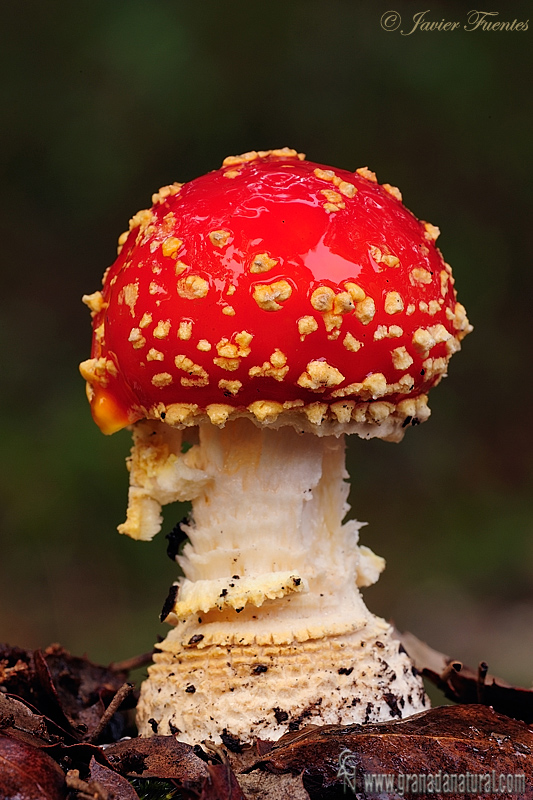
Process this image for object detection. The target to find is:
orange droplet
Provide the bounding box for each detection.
[91,387,131,435]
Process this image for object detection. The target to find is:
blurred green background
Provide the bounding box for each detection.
[1,1,532,686]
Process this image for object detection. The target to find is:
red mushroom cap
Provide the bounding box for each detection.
[80,148,471,436]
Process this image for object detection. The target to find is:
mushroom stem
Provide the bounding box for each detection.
[174,419,381,629]
[135,418,428,742]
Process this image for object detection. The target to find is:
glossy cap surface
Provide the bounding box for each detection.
[80,149,471,435]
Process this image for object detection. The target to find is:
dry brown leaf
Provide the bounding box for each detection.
[1,643,133,743]
[0,692,58,747]
[198,762,247,799]
[401,630,533,723]
[249,705,533,798]
[104,734,209,784]
[238,771,310,799]
[33,649,83,735]
[0,733,66,799]
[45,739,118,774]
[89,755,141,799]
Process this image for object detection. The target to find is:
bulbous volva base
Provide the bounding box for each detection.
[137,621,429,744]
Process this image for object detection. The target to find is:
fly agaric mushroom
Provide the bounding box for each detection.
[80,148,472,744]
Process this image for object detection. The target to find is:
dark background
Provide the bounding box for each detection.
[1,1,532,685]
